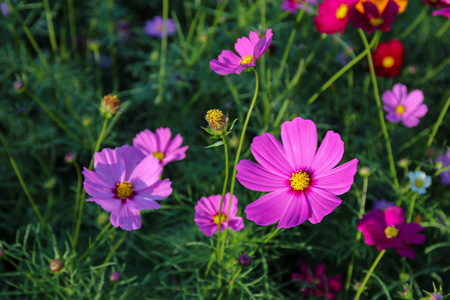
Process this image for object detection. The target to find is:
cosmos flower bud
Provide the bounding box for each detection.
[205,109,228,135]
[110,271,120,282]
[358,166,371,177]
[49,259,63,272]
[398,158,409,168]
[100,94,120,118]
[13,80,24,91]
[64,153,76,164]
[238,254,251,267]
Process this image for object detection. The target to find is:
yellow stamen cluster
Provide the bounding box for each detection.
[100,94,120,118]
[213,213,226,225]
[370,17,384,27]
[384,226,399,239]
[240,55,253,65]
[382,56,395,68]
[116,181,134,200]
[336,4,349,19]
[414,179,424,188]
[290,170,311,191]
[153,151,165,163]
[395,105,405,114]
[205,109,225,129]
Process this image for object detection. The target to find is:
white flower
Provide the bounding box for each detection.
[408,170,432,194]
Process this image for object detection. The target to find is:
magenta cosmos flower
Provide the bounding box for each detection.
[144,16,176,38]
[382,83,428,128]
[436,150,450,185]
[133,128,188,167]
[314,0,358,35]
[83,145,173,230]
[194,193,244,236]
[281,0,320,13]
[291,262,342,299]
[209,29,273,75]
[357,206,426,258]
[236,117,358,228]
[349,0,399,33]
[433,7,450,17]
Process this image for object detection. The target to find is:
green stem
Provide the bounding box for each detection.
[108,0,119,93]
[426,94,450,148]
[354,250,386,300]
[72,118,109,249]
[358,29,399,189]
[398,6,428,40]
[77,223,112,263]
[406,193,417,224]
[250,227,282,256]
[155,0,169,105]
[43,0,58,54]
[67,0,78,56]
[436,19,450,38]
[307,31,380,105]
[72,161,83,228]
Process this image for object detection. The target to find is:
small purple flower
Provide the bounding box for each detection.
[373,199,395,210]
[110,271,120,282]
[194,193,244,236]
[281,0,320,13]
[1,2,8,17]
[382,83,428,128]
[144,16,176,39]
[82,145,173,230]
[436,150,450,185]
[209,29,273,75]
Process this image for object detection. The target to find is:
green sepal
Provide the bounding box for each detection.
[205,140,224,149]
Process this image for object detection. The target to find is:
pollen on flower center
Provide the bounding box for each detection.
[206,109,224,128]
[382,56,395,68]
[240,55,253,65]
[153,151,165,162]
[395,105,406,114]
[384,226,399,239]
[213,213,226,225]
[290,170,311,191]
[414,179,424,188]
[116,181,134,200]
[335,4,349,19]
[370,18,384,27]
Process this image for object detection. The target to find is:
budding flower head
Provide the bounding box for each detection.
[97,212,109,225]
[110,271,120,282]
[202,109,237,141]
[399,158,409,168]
[238,254,251,267]
[13,80,24,91]
[49,259,63,272]
[100,94,120,118]
[358,166,371,177]
[64,153,76,164]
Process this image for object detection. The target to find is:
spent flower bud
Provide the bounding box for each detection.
[110,271,120,282]
[238,254,251,267]
[49,259,63,272]
[100,94,120,118]
[64,153,76,164]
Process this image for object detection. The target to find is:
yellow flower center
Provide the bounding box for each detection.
[240,55,253,65]
[153,152,165,163]
[395,105,405,114]
[382,56,395,68]
[370,17,384,27]
[290,170,311,191]
[116,181,134,200]
[414,179,424,188]
[213,213,226,225]
[313,279,320,285]
[336,4,349,19]
[384,226,399,239]
[206,109,224,128]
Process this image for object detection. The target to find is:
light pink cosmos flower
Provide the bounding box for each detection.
[133,128,188,167]
[357,206,426,258]
[83,145,172,230]
[143,16,176,39]
[194,193,244,236]
[382,83,428,128]
[236,117,358,228]
[209,29,273,75]
[281,0,320,13]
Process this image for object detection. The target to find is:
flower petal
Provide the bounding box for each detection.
[251,132,293,176]
[310,131,344,176]
[313,158,358,195]
[245,189,290,226]
[236,160,287,192]
[129,155,163,191]
[277,192,309,228]
[234,36,254,58]
[382,90,399,107]
[404,90,424,111]
[398,223,426,244]
[306,187,342,224]
[110,203,142,230]
[281,117,317,171]
[87,197,121,212]
[83,168,116,198]
[396,244,415,258]
[384,206,405,228]
[228,216,245,232]
[137,179,173,201]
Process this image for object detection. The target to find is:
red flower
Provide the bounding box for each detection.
[349,0,399,33]
[371,39,405,77]
[291,262,342,299]
[314,0,359,35]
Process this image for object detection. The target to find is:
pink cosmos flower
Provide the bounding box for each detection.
[236,117,358,228]
[209,29,273,75]
[133,128,188,167]
[357,206,426,258]
[433,7,450,17]
[314,0,358,35]
[291,262,342,299]
[382,83,428,128]
[144,16,176,39]
[83,145,173,230]
[194,193,244,236]
[281,0,320,13]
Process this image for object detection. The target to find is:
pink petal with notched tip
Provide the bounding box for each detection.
[245,189,291,226]
[306,187,343,224]
[236,160,287,192]
[137,179,173,201]
[382,90,400,107]
[398,223,426,244]
[110,203,142,230]
[281,117,318,171]
[129,155,162,191]
[235,36,255,58]
[251,132,292,176]
[310,131,344,176]
[94,146,138,183]
[401,115,420,128]
[384,206,405,228]
[404,90,424,111]
[313,158,358,195]
[396,244,415,258]
[277,192,309,228]
[82,168,116,198]
[87,197,121,212]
